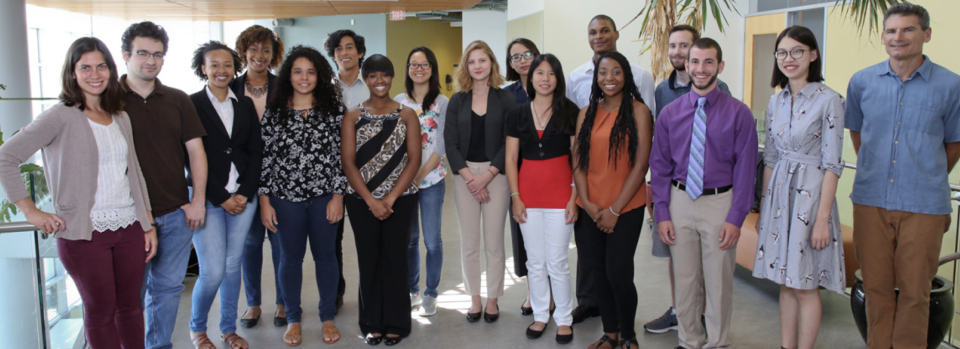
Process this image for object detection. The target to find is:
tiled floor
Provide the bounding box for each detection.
[168,179,870,348]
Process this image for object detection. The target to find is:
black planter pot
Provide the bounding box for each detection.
[850,270,955,349]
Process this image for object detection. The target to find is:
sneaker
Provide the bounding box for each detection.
[643,307,678,334]
[410,293,422,308]
[419,295,438,316]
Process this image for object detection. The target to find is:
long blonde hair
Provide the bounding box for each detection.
[455,40,504,91]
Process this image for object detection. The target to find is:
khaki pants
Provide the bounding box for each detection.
[853,204,950,349]
[668,186,736,349]
[453,161,509,298]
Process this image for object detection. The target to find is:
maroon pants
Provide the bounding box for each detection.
[58,224,146,349]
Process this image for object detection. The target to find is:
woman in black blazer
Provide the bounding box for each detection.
[186,41,263,349]
[444,40,516,323]
[228,24,289,328]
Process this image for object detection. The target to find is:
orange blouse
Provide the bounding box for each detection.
[577,106,646,213]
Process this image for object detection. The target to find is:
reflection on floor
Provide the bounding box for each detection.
[169,179,869,348]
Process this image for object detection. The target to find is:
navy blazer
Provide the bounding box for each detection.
[230,71,277,106]
[189,89,263,206]
[444,87,517,174]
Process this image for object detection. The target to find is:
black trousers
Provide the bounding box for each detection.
[345,194,417,337]
[577,206,644,339]
[574,216,595,307]
[336,220,346,296]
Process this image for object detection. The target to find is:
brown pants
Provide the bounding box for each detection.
[852,204,950,349]
[453,161,509,298]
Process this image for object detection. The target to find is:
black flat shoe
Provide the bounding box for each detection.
[526,322,545,339]
[366,333,383,346]
[239,310,260,328]
[571,305,600,324]
[520,303,533,315]
[466,308,482,322]
[273,310,287,327]
[383,336,402,346]
[555,329,573,344]
[483,305,500,323]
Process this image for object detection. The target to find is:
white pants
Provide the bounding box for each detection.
[518,208,574,326]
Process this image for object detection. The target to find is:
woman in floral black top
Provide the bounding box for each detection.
[257,45,346,346]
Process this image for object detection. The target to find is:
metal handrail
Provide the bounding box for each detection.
[757,144,960,192]
[0,221,38,234]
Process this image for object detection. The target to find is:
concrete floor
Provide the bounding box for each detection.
[169,179,869,349]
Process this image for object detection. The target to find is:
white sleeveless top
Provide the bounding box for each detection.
[88,119,137,232]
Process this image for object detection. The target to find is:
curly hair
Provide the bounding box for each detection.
[60,37,124,115]
[268,45,344,120]
[121,21,169,54]
[190,41,241,81]
[575,51,644,171]
[235,25,284,70]
[323,30,366,67]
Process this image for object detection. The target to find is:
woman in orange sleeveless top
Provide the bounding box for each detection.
[572,51,653,349]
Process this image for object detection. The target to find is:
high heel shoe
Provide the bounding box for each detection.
[483,305,500,323]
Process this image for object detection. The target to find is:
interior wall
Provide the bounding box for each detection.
[542,0,749,99]
[384,16,462,99]
[462,10,508,80]
[507,0,544,21]
[276,14,387,76]
[506,12,542,63]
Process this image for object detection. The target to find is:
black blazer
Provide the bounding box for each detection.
[189,89,263,206]
[229,71,277,106]
[445,88,516,174]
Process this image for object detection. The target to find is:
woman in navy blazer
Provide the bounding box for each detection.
[187,41,263,349]
[228,24,289,328]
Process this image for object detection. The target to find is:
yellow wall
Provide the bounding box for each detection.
[384,16,462,99]
[506,12,543,53]
[743,13,786,111]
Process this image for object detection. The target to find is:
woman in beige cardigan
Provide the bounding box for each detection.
[0,37,157,349]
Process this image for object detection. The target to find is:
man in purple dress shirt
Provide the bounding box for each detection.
[650,38,758,349]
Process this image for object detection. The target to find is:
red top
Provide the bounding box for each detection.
[518,130,573,209]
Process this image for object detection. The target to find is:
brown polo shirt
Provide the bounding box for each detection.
[121,75,206,216]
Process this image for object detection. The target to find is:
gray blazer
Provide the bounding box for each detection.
[444,88,516,173]
[0,103,152,241]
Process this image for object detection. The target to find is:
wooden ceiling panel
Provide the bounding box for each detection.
[26,0,481,21]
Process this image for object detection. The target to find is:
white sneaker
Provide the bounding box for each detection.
[419,295,437,316]
[410,293,422,308]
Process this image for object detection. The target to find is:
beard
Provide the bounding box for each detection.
[670,57,686,71]
[692,73,718,90]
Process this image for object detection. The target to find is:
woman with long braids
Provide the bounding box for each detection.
[572,51,652,349]
[258,45,346,346]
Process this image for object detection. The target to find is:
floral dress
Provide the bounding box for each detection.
[753,82,847,294]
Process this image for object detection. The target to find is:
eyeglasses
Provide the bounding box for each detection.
[407,63,431,70]
[774,48,806,60]
[135,50,165,60]
[510,52,535,63]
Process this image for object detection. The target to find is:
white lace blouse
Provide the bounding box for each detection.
[88,119,137,232]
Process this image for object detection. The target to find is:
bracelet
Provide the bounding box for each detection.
[487,168,497,176]
[570,183,576,187]
[333,197,343,203]
[609,207,621,217]
[511,192,520,197]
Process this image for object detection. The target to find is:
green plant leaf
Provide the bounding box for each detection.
[19,164,40,173]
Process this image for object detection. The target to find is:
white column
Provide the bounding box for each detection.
[462,10,508,79]
[0,0,33,141]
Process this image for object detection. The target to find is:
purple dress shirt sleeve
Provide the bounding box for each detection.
[726,104,759,227]
[651,108,675,223]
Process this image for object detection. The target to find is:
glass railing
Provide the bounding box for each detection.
[0,164,84,349]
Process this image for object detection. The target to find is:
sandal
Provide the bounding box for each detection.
[588,334,619,349]
[190,332,216,349]
[283,325,302,346]
[620,337,639,349]
[222,333,249,349]
[322,323,341,344]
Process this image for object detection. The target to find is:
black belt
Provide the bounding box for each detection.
[672,180,732,196]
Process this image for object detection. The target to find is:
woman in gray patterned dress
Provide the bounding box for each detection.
[753,26,845,349]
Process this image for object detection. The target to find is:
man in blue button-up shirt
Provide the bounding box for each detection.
[845,4,960,349]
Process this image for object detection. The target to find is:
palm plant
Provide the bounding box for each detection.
[627,0,904,81]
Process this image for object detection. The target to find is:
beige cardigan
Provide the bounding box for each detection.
[0,103,152,240]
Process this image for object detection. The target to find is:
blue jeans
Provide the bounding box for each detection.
[189,198,258,334]
[241,205,284,307]
[271,194,340,322]
[407,179,445,298]
[143,209,194,349]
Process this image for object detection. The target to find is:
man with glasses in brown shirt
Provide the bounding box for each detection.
[118,21,209,349]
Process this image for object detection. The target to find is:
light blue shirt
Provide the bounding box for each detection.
[845,56,960,215]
